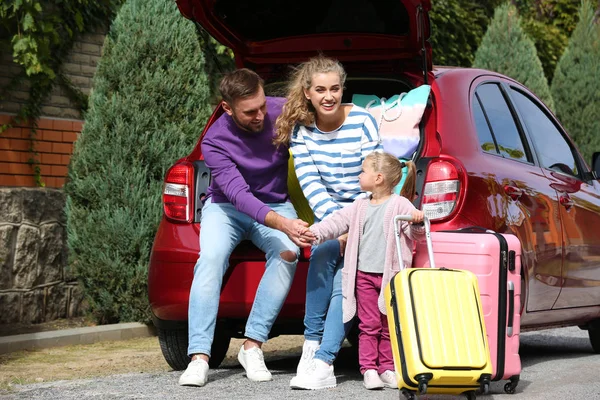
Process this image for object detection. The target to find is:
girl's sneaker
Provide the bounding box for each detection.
[363,369,385,390]
[379,370,398,388]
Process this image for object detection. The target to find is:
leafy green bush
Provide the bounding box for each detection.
[551,0,600,164]
[473,2,555,111]
[429,0,506,67]
[64,0,212,324]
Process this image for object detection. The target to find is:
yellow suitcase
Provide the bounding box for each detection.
[384,216,492,400]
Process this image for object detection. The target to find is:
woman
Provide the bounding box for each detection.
[274,54,382,390]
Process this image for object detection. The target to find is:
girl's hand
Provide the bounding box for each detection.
[338,233,348,256]
[411,210,425,224]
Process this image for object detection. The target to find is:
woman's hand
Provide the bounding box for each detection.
[338,233,348,256]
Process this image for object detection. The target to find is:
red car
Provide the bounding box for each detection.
[148,0,600,371]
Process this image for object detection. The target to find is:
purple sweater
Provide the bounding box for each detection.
[202,96,290,225]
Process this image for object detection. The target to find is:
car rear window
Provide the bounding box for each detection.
[213,0,410,41]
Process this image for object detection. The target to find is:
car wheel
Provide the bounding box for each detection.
[588,328,600,354]
[157,323,232,370]
[346,320,360,349]
[157,328,189,371]
[209,323,232,369]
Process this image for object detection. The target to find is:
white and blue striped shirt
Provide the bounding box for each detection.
[291,104,382,222]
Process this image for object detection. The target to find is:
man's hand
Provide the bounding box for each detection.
[265,211,312,247]
[338,233,348,256]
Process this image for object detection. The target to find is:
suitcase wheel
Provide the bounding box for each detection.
[504,376,519,394]
[504,382,517,394]
[401,389,417,400]
[464,391,477,400]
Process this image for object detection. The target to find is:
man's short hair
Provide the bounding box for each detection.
[219,68,265,105]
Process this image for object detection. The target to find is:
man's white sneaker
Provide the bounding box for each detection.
[179,358,209,387]
[363,369,385,390]
[379,370,398,388]
[237,345,272,382]
[296,340,320,375]
[289,359,336,390]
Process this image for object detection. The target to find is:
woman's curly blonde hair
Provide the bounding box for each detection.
[274,54,346,147]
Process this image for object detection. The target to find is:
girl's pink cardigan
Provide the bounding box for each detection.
[310,194,425,323]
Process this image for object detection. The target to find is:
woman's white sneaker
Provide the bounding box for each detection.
[179,358,209,387]
[290,359,336,390]
[296,340,320,375]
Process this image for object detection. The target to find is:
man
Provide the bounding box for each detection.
[179,69,309,387]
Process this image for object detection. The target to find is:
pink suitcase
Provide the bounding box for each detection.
[413,227,521,394]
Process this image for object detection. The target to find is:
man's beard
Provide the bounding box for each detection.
[232,114,264,133]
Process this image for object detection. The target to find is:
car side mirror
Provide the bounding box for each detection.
[592,152,600,180]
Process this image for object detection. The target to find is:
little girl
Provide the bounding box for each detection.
[306,151,425,390]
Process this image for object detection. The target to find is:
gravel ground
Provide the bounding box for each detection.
[1,327,600,400]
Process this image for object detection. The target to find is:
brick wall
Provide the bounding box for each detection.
[0,28,105,189]
[0,29,106,120]
[0,114,83,188]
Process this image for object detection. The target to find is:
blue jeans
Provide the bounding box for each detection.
[304,239,351,365]
[187,199,299,357]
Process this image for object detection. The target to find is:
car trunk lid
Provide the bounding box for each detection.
[175,0,432,77]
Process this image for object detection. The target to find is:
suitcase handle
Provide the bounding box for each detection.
[456,226,496,234]
[393,215,435,269]
[507,281,515,336]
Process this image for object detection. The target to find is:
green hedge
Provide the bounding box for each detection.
[64,0,212,324]
[551,0,600,164]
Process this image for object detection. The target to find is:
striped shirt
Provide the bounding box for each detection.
[291,104,382,222]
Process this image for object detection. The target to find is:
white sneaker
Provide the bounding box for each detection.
[237,345,272,382]
[379,370,398,389]
[289,359,336,390]
[296,340,320,375]
[363,369,385,390]
[179,358,209,387]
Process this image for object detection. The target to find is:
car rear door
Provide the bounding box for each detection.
[469,77,564,313]
[507,86,600,310]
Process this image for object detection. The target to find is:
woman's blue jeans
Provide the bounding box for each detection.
[304,239,351,365]
[187,199,299,357]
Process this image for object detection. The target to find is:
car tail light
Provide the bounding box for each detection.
[422,159,460,221]
[163,161,194,223]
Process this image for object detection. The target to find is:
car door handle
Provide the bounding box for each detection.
[504,185,523,201]
[559,194,574,209]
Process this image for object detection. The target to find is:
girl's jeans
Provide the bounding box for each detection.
[356,270,394,374]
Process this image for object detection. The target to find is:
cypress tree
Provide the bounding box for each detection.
[473,2,555,111]
[551,0,600,164]
[64,0,212,323]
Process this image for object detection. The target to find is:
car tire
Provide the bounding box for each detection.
[346,320,360,348]
[157,324,232,370]
[588,328,600,354]
[208,323,232,369]
[157,328,189,371]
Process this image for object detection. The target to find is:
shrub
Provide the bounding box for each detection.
[551,0,600,164]
[64,0,212,324]
[473,2,555,111]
